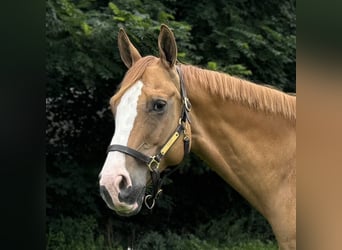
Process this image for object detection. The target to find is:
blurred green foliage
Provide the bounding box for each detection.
[47,215,276,250]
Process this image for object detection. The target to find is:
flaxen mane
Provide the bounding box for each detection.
[180,64,296,123]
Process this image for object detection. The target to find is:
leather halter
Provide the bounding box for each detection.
[106,66,191,209]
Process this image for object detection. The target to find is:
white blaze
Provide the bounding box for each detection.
[100,81,143,177]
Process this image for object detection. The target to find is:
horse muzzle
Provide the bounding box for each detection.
[99,175,145,216]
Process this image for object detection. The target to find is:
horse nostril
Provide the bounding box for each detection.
[119,175,128,190]
[115,175,130,192]
[115,175,134,204]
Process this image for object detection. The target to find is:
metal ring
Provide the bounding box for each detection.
[144,195,156,210]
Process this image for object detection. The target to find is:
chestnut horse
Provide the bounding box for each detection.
[99,25,296,250]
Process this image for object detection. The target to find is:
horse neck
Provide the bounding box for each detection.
[184,67,296,215]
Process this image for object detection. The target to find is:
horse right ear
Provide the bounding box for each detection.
[158,24,177,68]
[118,28,142,68]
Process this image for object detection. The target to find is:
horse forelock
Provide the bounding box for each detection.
[110,56,159,107]
[181,64,296,123]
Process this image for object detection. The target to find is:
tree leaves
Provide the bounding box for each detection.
[164,0,296,91]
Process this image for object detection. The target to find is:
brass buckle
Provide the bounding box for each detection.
[147,156,160,172]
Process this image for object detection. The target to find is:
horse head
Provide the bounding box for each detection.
[98,25,191,216]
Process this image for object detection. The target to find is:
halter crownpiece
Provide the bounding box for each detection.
[106,65,191,209]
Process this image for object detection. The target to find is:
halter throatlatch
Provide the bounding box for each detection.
[106,66,191,210]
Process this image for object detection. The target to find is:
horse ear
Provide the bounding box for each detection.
[158,24,177,68]
[118,28,142,68]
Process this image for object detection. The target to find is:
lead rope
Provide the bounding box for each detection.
[144,164,182,209]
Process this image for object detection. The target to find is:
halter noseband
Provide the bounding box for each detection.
[106,66,191,209]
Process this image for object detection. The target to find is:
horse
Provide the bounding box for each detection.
[99,24,296,250]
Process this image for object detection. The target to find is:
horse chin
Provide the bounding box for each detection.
[114,201,142,217]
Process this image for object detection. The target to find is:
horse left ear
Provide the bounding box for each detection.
[158,24,177,68]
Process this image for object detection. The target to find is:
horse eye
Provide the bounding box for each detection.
[152,100,167,113]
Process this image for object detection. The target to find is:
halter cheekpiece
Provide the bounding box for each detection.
[106,66,191,209]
